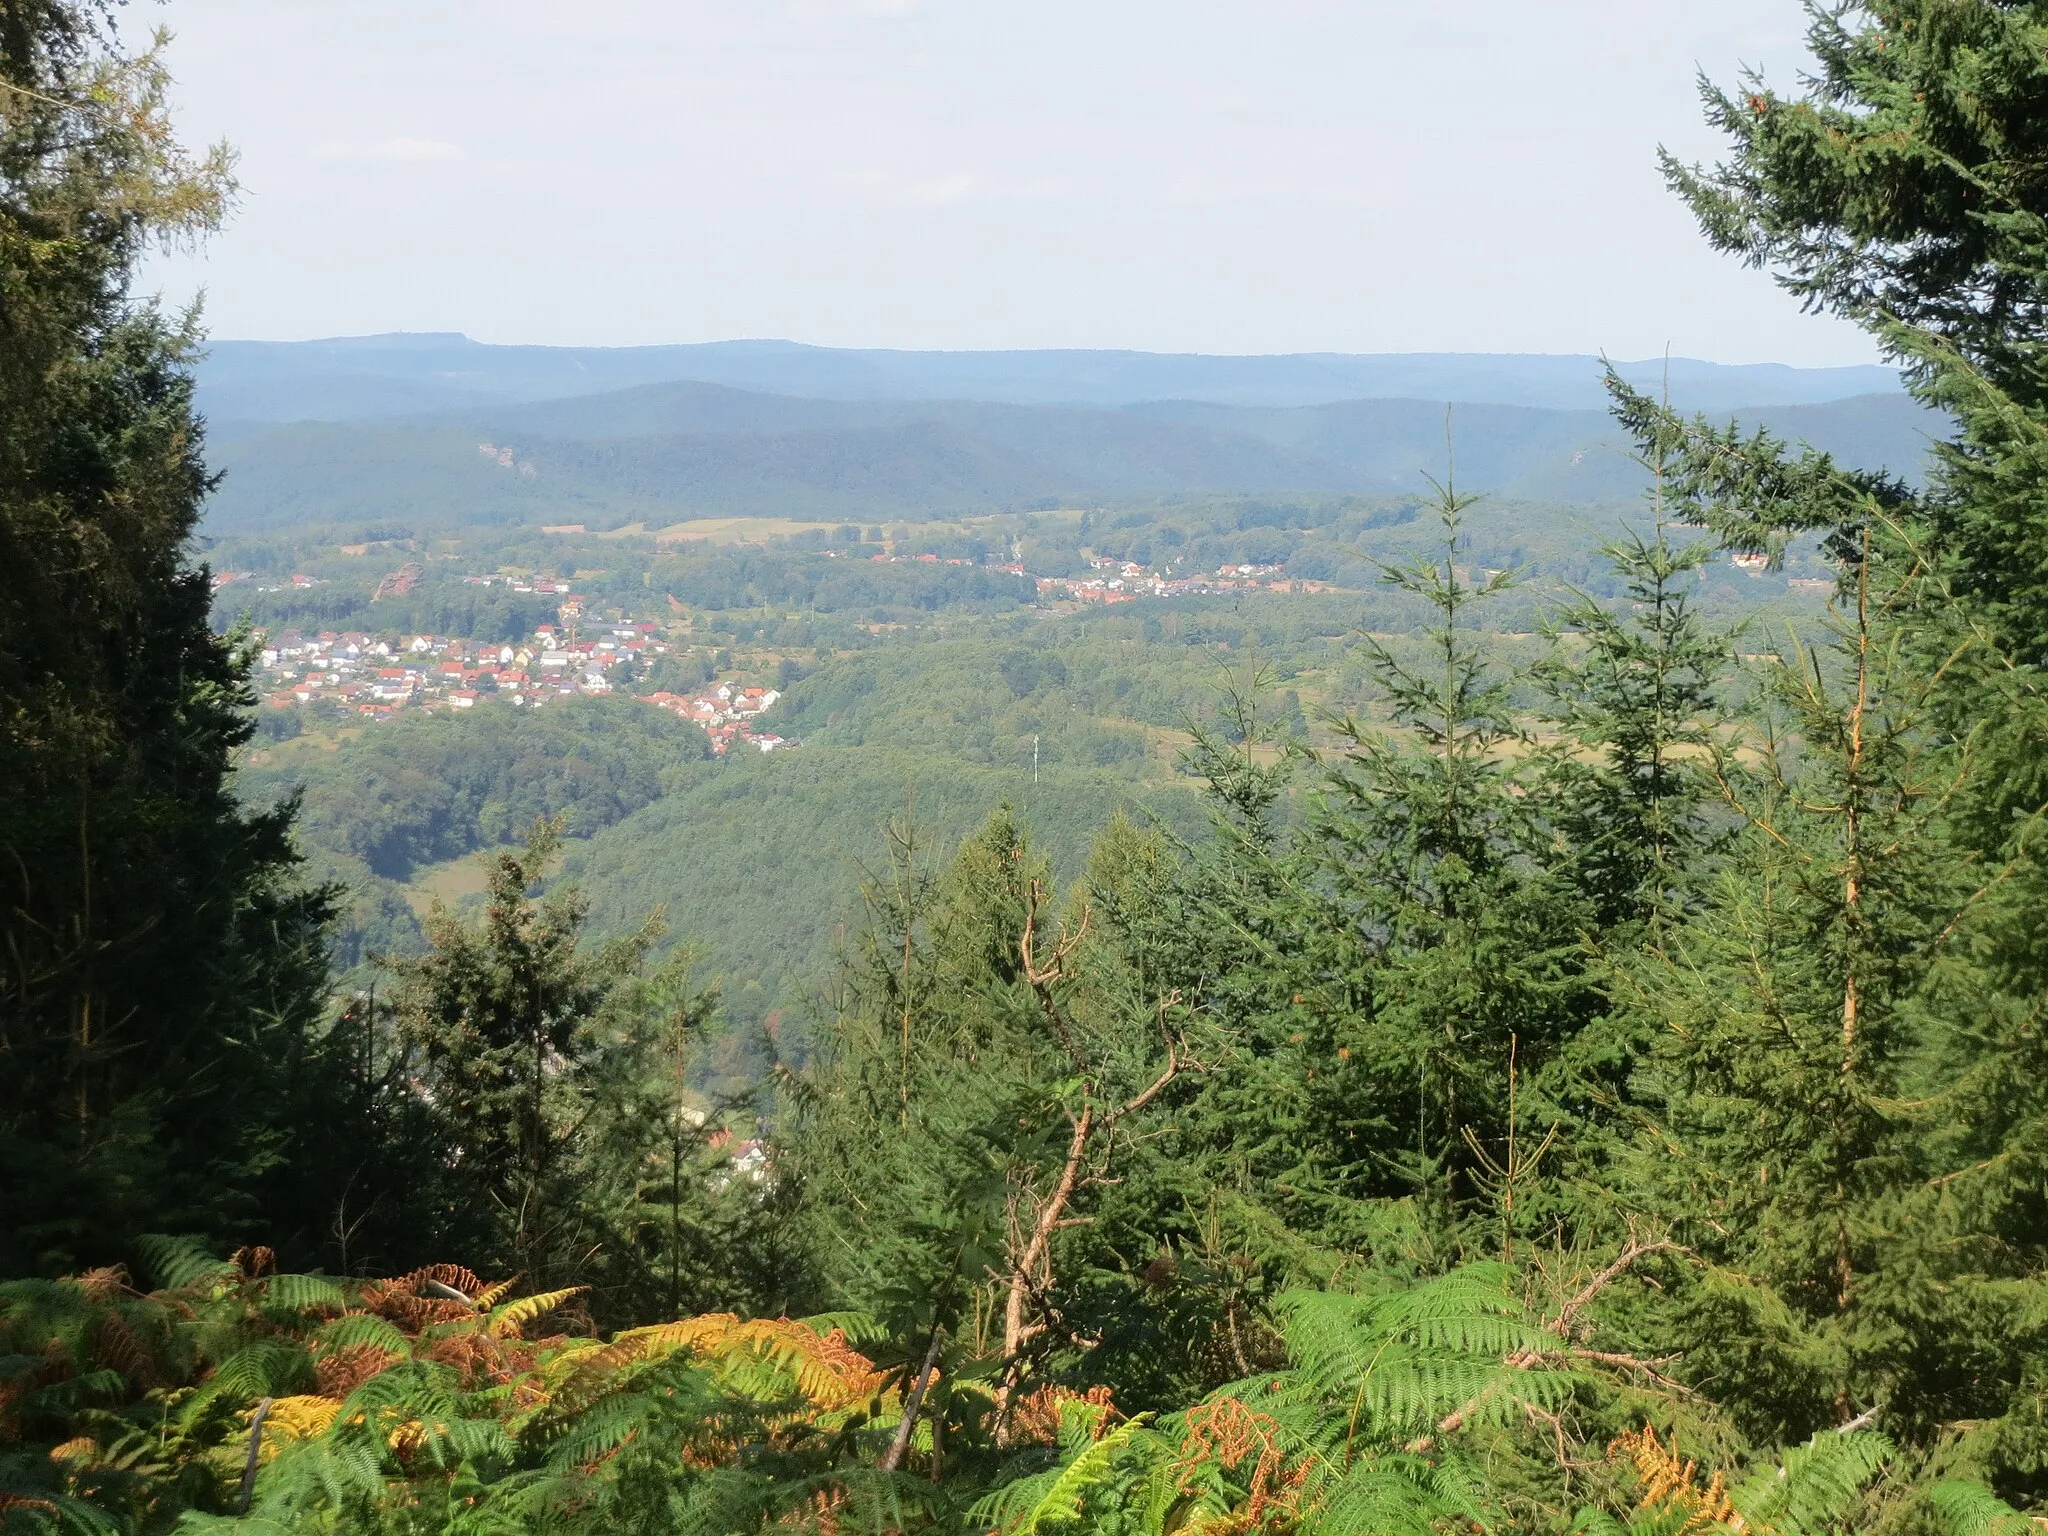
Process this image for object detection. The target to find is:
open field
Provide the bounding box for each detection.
[404,845,566,919]
[649,517,856,545]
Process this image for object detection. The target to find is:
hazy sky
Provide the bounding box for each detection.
[141,0,1879,366]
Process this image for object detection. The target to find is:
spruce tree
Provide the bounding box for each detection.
[386,819,657,1289]
[588,949,803,1323]
[1596,366,2048,1509]
[787,808,1200,1431]
[1666,0,2048,401]
[1663,0,2048,707]
[0,4,332,1274]
[1616,3,2048,1495]
[1156,455,1599,1266]
[1533,403,1730,935]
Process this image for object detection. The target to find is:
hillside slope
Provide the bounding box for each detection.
[201,382,1941,535]
[196,333,1901,424]
[565,746,1210,1041]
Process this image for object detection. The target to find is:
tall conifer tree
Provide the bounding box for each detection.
[1595,0,2048,1495]
[0,2,332,1272]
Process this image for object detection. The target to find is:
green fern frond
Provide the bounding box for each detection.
[1380,1263,1548,1345]
[177,1340,314,1427]
[327,1359,471,1467]
[1268,1266,1570,1440]
[1127,1446,1189,1536]
[168,1518,296,1536]
[133,1235,234,1294]
[1277,1271,1550,1378]
[258,1274,346,1319]
[1319,1451,1488,1536]
[307,1432,387,1506]
[431,1411,514,1468]
[1269,1291,1396,1403]
[970,1463,1070,1531]
[0,1488,123,1536]
[0,1279,89,1328]
[1928,1480,2039,1536]
[313,1312,410,1356]
[1055,1395,1116,1454]
[243,1425,387,1517]
[799,1310,891,1349]
[1729,1428,1893,1536]
[16,1369,126,1416]
[972,1416,1158,1535]
[760,1468,940,1536]
[542,1392,652,1469]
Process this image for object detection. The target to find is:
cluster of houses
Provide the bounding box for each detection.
[255,620,680,718]
[1036,559,1333,603]
[213,571,328,593]
[459,572,570,594]
[253,619,802,753]
[643,681,793,754]
[1727,551,1835,594]
[822,550,1013,569]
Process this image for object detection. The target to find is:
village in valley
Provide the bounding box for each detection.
[246,581,796,754]
[231,538,1382,751]
[231,509,1836,763]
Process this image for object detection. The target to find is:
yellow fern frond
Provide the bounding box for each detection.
[263,1395,342,1443]
[712,1317,887,1410]
[47,1437,96,1465]
[550,1315,741,1410]
[531,1337,607,1390]
[620,1314,745,1355]
[487,1287,587,1338]
[551,1313,884,1416]
[471,1279,519,1311]
[388,1417,437,1456]
[1615,1426,1748,1536]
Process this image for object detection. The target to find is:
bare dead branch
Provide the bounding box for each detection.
[1566,1349,1693,1395]
[878,1328,945,1473]
[1551,1238,1684,1337]
[1408,1238,1689,1453]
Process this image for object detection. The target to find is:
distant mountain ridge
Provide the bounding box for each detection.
[201,375,1941,535]
[195,333,1902,428]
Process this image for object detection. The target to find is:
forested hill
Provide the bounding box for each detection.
[200,379,1935,533]
[195,333,1902,422]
